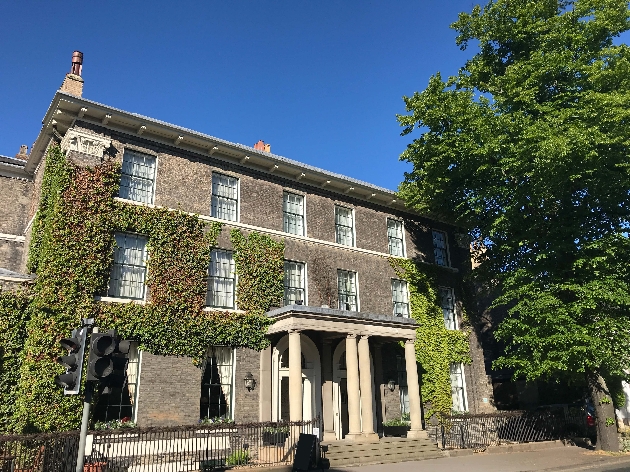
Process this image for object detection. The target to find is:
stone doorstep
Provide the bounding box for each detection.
[443,440,572,457]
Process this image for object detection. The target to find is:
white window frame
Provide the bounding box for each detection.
[450,363,468,412]
[119,149,157,205]
[200,346,236,420]
[206,249,236,309]
[283,260,307,306]
[387,218,406,257]
[396,355,410,417]
[337,269,359,311]
[432,229,450,267]
[391,279,410,318]
[211,172,240,222]
[439,287,457,330]
[335,205,355,247]
[283,192,306,236]
[107,233,148,301]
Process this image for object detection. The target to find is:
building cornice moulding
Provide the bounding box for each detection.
[60,128,112,158]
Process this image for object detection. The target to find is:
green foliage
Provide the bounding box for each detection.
[606,417,616,427]
[231,229,285,312]
[382,417,410,427]
[225,450,250,466]
[397,0,630,387]
[0,290,32,433]
[389,258,470,417]
[8,145,275,433]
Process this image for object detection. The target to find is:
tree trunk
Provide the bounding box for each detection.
[588,371,619,452]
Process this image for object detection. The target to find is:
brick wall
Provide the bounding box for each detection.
[233,347,261,423]
[136,352,201,427]
[0,239,25,273]
[0,176,33,236]
[380,344,404,422]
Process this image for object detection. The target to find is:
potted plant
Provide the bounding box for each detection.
[382,415,411,437]
[262,425,290,445]
[83,462,107,472]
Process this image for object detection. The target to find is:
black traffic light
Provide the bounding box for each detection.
[55,326,88,395]
[87,330,132,392]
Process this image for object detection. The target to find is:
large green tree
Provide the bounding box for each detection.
[398,0,630,450]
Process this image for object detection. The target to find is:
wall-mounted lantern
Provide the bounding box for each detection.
[387,380,396,392]
[244,372,256,391]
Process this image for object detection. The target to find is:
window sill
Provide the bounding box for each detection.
[202,307,246,314]
[94,296,146,305]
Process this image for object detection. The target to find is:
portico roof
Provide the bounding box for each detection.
[266,304,417,340]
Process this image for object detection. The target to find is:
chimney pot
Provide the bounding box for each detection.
[71,51,83,76]
[15,145,28,161]
[254,140,271,153]
[60,50,84,97]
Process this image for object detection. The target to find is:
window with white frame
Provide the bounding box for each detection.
[119,150,157,204]
[396,355,410,416]
[450,363,467,412]
[200,346,234,420]
[92,343,140,422]
[337,269,358,311]
[211,173,239,222]
[284,261,306,306]
[440,287,456,330]
[283,192,305,236]
[388,219,405,257]
[207,250,236,309]
[335,206,354,246]
[432,229,450,266]
[391,279,410,318]
[107,233,148,300]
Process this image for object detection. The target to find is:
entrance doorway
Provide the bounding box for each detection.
[272,334,321,422]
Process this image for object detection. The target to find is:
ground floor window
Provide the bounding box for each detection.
[92,343,140,423]
[397,355,410,416]
[200,346,235,420]
[450,363,467,412]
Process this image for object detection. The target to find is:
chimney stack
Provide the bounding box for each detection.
[254,140,271,153]
[60,50,84,97]
[14,145,28,161]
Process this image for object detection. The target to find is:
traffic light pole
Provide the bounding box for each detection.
[75,380,93,472]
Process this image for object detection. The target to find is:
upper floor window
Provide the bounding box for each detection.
[337,269,358,311]
[284,261,306,306]
[200,346,235,420]
[450,363,467,412]
[440,287,456,330]
[432,230,450,266]
[119,150,156,204]
[391,279,410,318]
[207,250,236,309]
[388,219,405,257]
[335,206,354,247]
[284,192,305,236]
[211,173,239,222]
[108,233,147,300]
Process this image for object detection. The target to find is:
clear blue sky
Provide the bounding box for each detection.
[2,2,626,192]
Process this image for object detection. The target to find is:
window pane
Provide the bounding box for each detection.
[284,261,305,305]
[440,287,456,330]
[392,279,409,317]
[119,150,156,204]
[335,206,354,246]
[338,269,358,311]
[388,219,405,257]
[450,363,467,412]
[211,174,238,221]
[201,346,234,420]
[207,250,235,308]
[108,234,147,300]
[432,230,449,266]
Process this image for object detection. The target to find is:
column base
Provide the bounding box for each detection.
[344,432,365,441]
[323,431,337,442]
[362,432,380,442]
[406,429,428,439]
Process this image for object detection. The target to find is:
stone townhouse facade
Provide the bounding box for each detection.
[0,53,495,439]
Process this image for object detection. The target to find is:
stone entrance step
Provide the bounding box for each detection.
[321,436,443,467]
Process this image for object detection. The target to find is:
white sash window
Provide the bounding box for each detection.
[432,230,450,267]
[391,279,410,318]
[337,269,358,311]
[119,150,156,204]
[107,233,148,300]
[207,250,236,309]
[388,219,405,257]
[450,363,468,412]
[284,261,306,305]
[440,287,457,330]
[335,206,354,247]
[211,173,239,222]
[201,346,235,420]
[284,193,305,236]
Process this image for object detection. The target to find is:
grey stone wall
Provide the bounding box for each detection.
[136,352,202,427]
[0,239,25,273]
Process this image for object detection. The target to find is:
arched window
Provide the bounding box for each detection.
[338,352,346,371]
[280,348,306,369]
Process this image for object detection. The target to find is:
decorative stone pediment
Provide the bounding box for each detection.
[60,129,111,158]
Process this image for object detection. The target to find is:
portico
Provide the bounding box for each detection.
[259,305,425,441]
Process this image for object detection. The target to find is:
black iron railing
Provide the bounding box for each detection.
[428,410,588,450]
[0,418,320,472]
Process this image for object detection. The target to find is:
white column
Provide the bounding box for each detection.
[358,335,379,441]
[345,334,363,440]
[289,330,303,422]
[259,345,272,422]
[404,339,426,438]
[322,340,336,441]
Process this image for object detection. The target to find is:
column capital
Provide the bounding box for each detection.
[346,333,358,339]
[359,334,370,341]
[288,329,302,334]
[405,338,415,346]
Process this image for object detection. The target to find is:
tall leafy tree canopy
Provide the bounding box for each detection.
[398,0,630,450]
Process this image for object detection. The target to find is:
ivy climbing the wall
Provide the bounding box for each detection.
[389,258,471,417]
[8,145,276,433]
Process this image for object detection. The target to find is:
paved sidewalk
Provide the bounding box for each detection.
[334,446,630,472]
